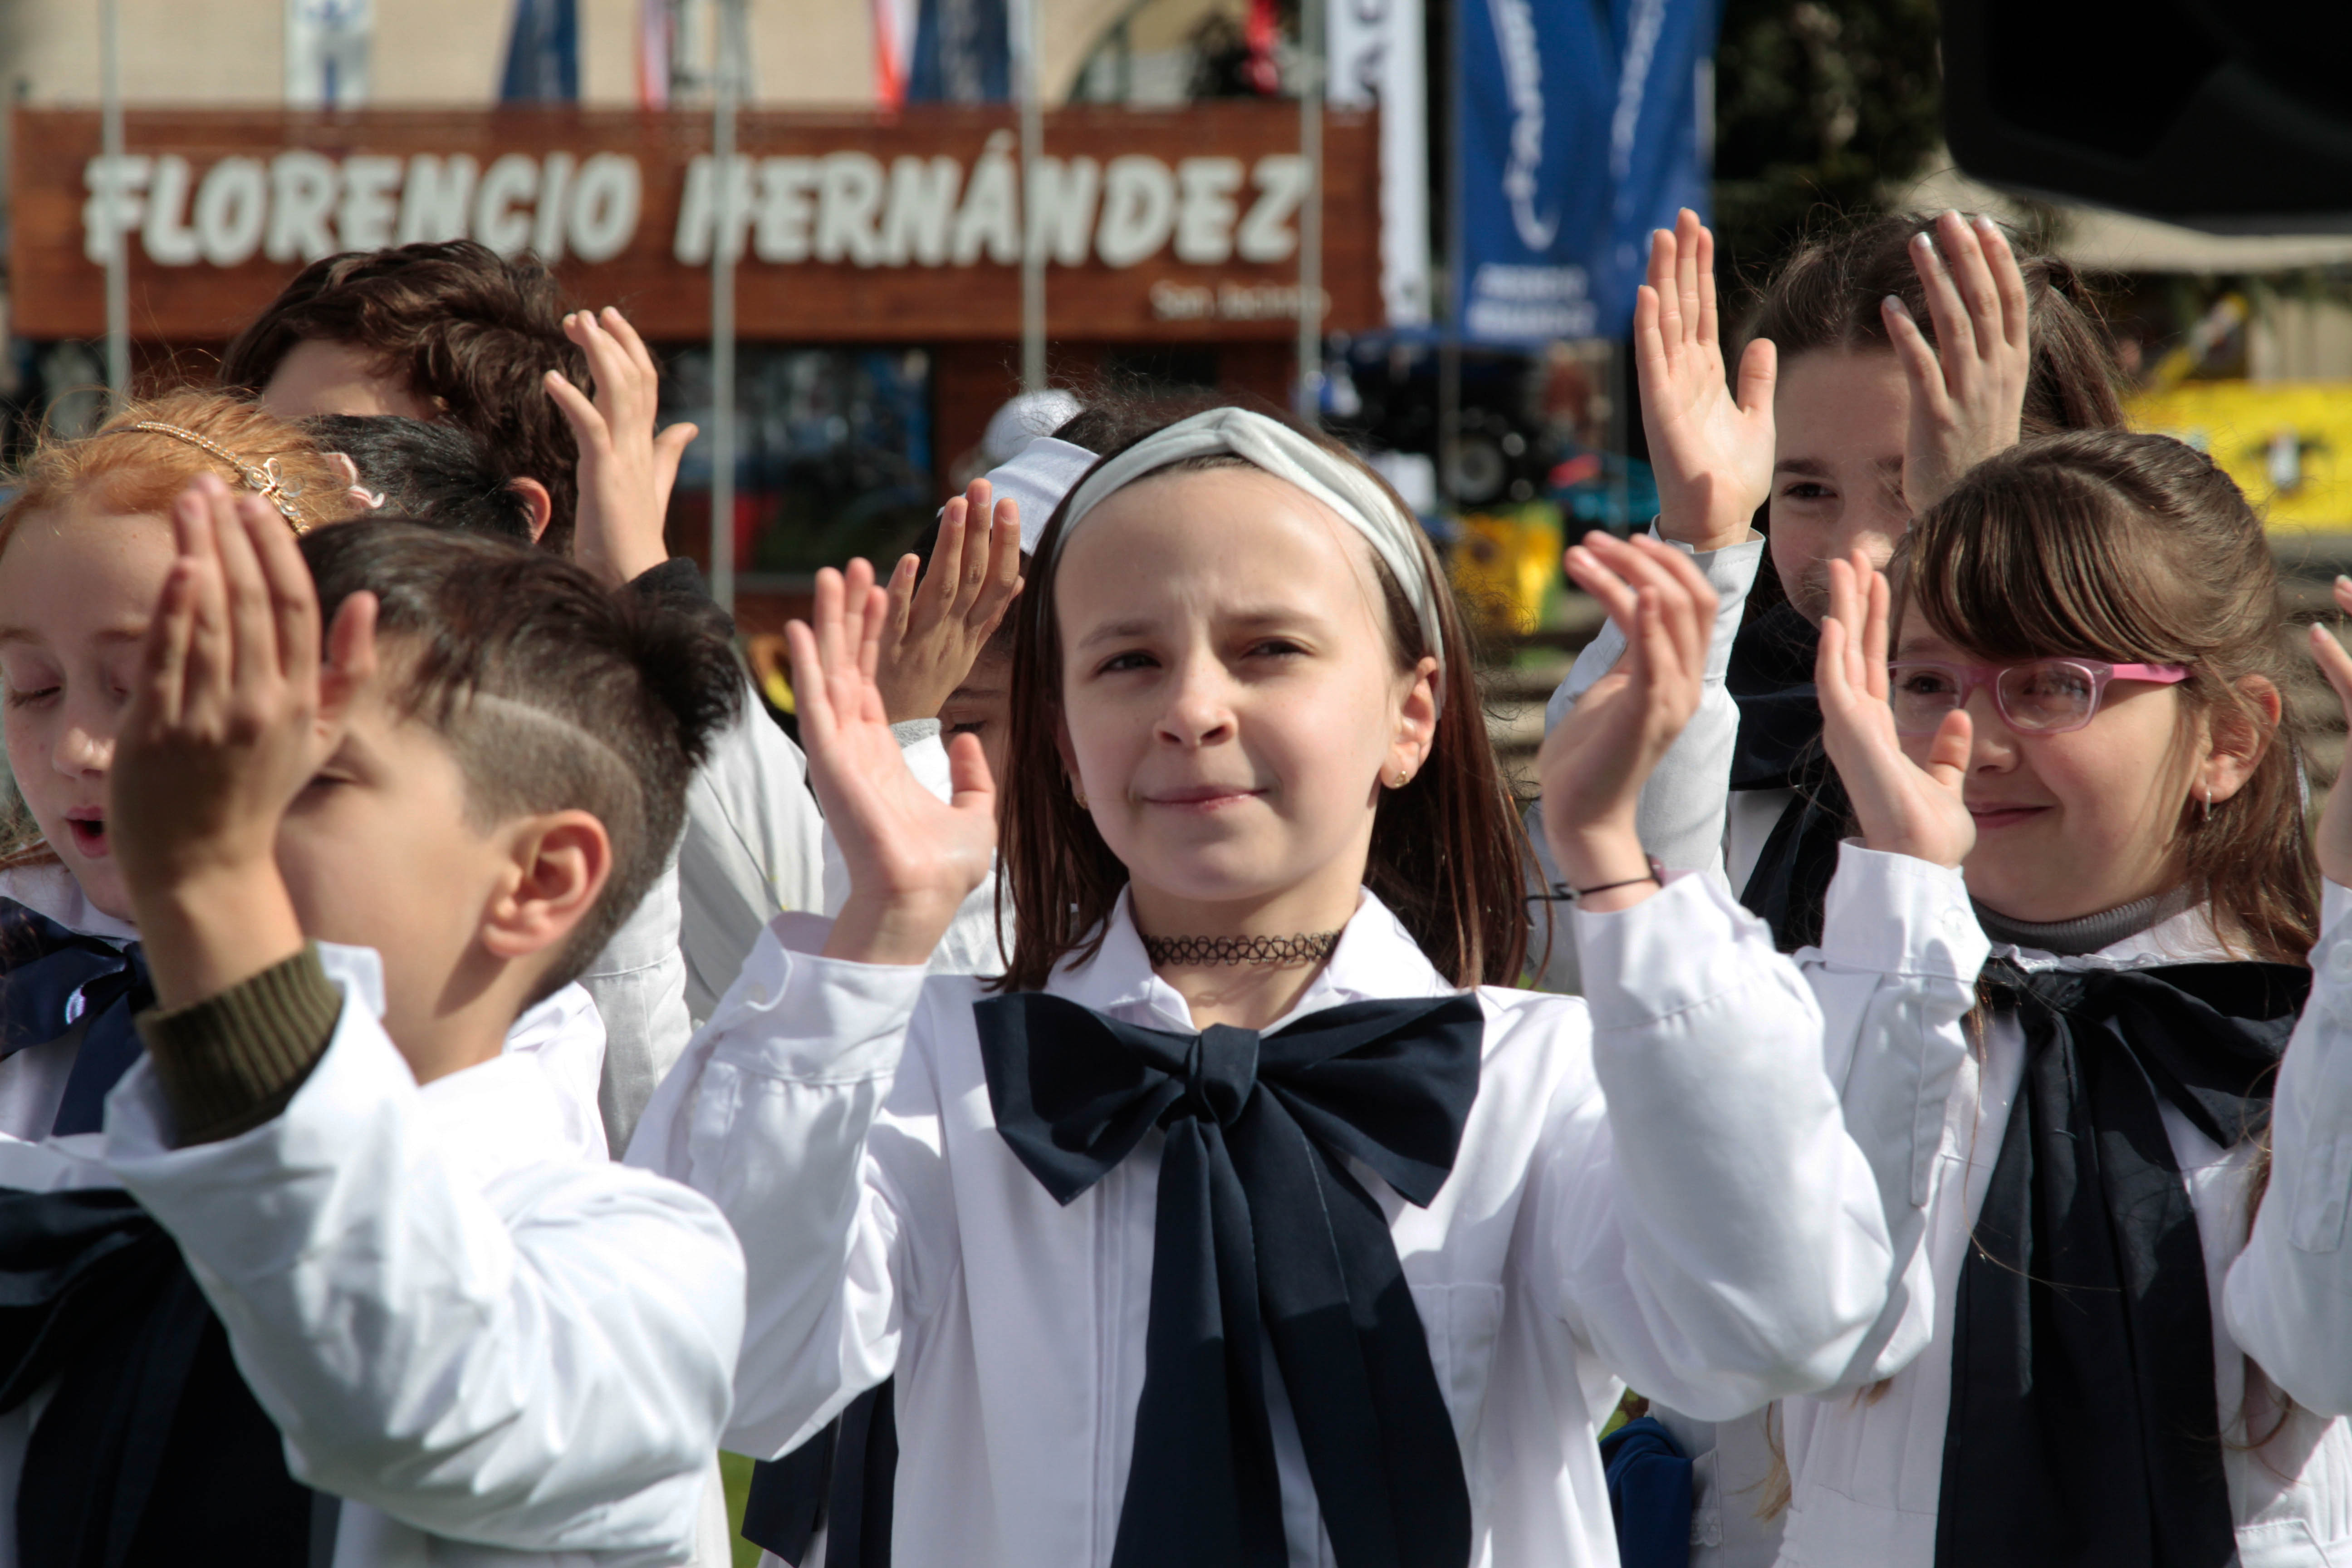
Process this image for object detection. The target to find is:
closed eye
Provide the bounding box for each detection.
[1096,649,1159,675]
[4,685,58,709]
[1245,638,1309,659]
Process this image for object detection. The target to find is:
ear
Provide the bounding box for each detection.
[480,809,612,967]
[1054,718,1081,797]
[1383,656,1441,791]
[508,477,554,544]
[2200,674,2282,806]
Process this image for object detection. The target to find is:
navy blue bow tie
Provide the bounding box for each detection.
[0,897,153,1136]
[975,989,1485,1568]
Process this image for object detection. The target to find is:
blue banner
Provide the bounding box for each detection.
[1456,0,1721,343]
[907,0,1010,103]
[500,0,580,103]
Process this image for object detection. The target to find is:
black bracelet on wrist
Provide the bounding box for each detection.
[1535,854,1666,903]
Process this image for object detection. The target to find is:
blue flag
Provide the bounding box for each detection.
[1457,0,1722,342]
[907,0,1010,103]
[500,0,581,103]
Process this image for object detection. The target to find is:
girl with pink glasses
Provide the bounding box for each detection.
[1765,426,2350,1568]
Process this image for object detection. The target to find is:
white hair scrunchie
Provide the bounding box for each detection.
[1050,408,1447,684]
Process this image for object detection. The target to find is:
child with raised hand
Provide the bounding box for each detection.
[1537,207,2123,965]
[535,301,828,1152]
[0,393,366,1142]
[38,483,746,1566]
[633,403,1957,1566]
[2224,576,2352,1419]
[1770,431,2347,1568]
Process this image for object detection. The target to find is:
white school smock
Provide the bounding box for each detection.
[1773,898,2352,1568]
[69,941,748,1568]
[584,681,829,1157]
[2226,879,2352,1418]
[632,874,1913,1568]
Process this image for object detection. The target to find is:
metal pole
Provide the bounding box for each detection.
[1016,0,1045,392]
[710,0,740,616]
[1294,0,1324,420]
[101,0,128,405]
[1437,0,1463,511]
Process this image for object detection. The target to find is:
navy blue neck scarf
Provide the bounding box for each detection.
[976,989,1485,1568]
[0,897,154,1136]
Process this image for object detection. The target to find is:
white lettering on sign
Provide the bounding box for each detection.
[81,145,1309,276]
[1152,278,1332,322]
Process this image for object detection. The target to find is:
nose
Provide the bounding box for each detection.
[1825,507,1902,575]
[1155,650,1238,750]
[52,712,113,778]
[1963,686,2017,772]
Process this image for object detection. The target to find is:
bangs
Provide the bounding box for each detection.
[1897,468,2190,668]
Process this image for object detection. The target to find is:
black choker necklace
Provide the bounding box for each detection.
[1140,931,1343,967]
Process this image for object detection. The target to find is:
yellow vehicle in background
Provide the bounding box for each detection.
[2130,381,2352,533]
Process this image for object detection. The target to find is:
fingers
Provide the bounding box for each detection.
[136,562,198,731]
[1909,228,1971,390]
[1563,540,1642,632]
[1734,336,1777,418]
[652,421,697,506]
[243,491,321,701]
[1978,216,2030,356]
[1673,208,1703,350]
[884,554,921,637]
[599,305,661,384]
[952,478,995,615]
[544,369,607,443]
[2310,622,2352,713]
[564,308,644,414]
[1932,211,2005,361]
[1695,218,1720,349]
[1632,283,1669,392]
[1649,228,1684,349]
[1861,554,1892,699]
[172,482,234,734]
[1882,295,1950,415]
[943,730,997,813]
[318,590,380,740]
[913,496,968,627]
[1922,708,1973,791]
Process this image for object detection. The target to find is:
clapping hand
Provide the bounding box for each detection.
[112,476,380,1005]
[1886,212,2031,515]
[872,477,1024,723]
[1637,209,1776,554]
[548,306,698,588]
[789,559,999,965]
[1815,550,1974,870]
[2307,578,2352,888]
[1537,532,1720,911]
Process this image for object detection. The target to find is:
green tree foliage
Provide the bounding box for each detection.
[1711,0,1944,303]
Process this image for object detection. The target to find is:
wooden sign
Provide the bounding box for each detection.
[9,104,1380,343]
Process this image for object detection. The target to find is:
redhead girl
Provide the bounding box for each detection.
[632,405,1987,1565]
[0,392,362,1139]
[1774,431,2349,1567]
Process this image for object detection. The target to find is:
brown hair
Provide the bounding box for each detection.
[1894,429,2317,963]
[1747,211,2127,437]
[995,406,1529,993]
[299,522,744,996]
[219,241,588,554]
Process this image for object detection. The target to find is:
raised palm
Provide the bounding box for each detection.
[1637,209,1776,553]
[1814,551,1975,871]
[789,559,998,964]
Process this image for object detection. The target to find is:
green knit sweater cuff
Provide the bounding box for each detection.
[135,945,343,1147]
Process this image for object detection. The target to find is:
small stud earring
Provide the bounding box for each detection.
[2203,787,2213,823]
[1071,775,1089,810]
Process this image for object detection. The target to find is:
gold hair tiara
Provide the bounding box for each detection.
[113,421,309,533]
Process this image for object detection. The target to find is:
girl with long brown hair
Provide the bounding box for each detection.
[1768,429,2347,1568]
[635,403,1940,1567]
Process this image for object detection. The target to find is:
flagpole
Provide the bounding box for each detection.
[710,0,740,617]
[1294,0,1324,421]
[101,0,128,405]
[1016,0,1045,392]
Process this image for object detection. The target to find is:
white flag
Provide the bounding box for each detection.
[286,0,374,108]
[1328,0,1431,327]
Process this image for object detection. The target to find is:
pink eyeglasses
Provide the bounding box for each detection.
[1886,659,2190,736]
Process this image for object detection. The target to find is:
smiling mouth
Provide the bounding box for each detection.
[64,816,108,858]
[1968,804,2051,830]
[1143,785,1264,810]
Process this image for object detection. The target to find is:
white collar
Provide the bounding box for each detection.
[0,861,139,944]
[1992,902,2233,974]
[1044,886,1454,1035]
